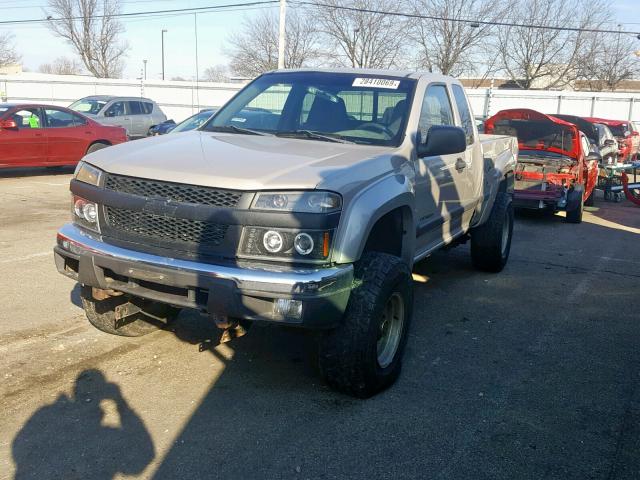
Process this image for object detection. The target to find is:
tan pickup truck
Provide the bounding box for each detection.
[55,69,517,397]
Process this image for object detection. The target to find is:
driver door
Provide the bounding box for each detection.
[414,84,470,251]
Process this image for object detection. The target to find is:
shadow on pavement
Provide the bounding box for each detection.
[11,369,154,480]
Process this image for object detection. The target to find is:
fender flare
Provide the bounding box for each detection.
[332,175,415,266]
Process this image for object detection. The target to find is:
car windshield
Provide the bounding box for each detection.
[202,72,416,146]
[608,124,628,137]
[69,99,107,115]
[173,111,215,133]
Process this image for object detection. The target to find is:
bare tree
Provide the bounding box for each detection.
[313,0,407,68]
[496,0,610,89]
[409,0,509,77]
[39,56,84,75]
[577,29,640,91]
[226,9,320,78]
[202,64,231,82]
[0,32,21,68]
[45,0,129,78]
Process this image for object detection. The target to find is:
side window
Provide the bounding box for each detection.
[44,108,76,128]
[452,84,474,145]
[142,102,153,114]
[581,134,591,155]
[104,101,125,117]
[128,101,143,115]
[418,84,454,141]
[71,112,87,126]
[12,109,42,129]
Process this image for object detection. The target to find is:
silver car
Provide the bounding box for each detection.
[69,96,167,139]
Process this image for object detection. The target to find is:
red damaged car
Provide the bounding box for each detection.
[485,109,599,223]
[0,103,127,169]
[585,117,639,162]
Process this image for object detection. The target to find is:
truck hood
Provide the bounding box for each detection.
[84,131,392,191]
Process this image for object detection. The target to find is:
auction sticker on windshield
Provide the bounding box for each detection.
[352,78,400,89]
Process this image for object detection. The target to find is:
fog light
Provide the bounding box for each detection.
[273,298,303,319]
[263,230,283,253]
[82,203,97,223]
[294,232,314,255]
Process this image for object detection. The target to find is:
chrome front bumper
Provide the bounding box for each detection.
[54,224,354,328]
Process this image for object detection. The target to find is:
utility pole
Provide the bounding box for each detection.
[161,29,168,80]
[143,59,147,80]
[278,0,286,69]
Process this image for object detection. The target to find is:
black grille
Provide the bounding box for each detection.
[104,174,242,208]
[105,206,228,247]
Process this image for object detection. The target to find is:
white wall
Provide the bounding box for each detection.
[1,72,639,124]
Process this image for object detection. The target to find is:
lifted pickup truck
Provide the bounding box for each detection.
[485,109,599,223]
[55,69,517,397]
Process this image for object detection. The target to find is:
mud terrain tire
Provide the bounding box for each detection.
[470,191,514,273]
[318,253,413,398]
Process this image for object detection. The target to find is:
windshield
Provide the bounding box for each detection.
[69,99,107,115]
[202,72,416,146]
[173,111,215,133]
[608,124,629,137]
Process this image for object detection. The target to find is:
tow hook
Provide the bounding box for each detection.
[211,312,248,343]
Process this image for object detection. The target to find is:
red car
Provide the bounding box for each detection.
[584,117,639,162]
[0,103,127,168]
[485,109,599,223]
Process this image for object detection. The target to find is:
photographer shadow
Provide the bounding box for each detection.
[11,369,154,480]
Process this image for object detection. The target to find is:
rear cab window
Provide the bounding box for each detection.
[451,84,475,145]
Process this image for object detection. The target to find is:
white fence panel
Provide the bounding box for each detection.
[1,73,639,124]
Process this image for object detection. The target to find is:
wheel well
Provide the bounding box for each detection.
[362,207,409,259]
[90,140,112,148]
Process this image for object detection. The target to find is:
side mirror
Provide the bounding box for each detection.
[417,125,467,157]
[586,152,601,163]
[0,119,18,130]
[604,139,615,146]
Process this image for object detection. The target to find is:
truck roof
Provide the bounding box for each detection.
[266,68,454,82]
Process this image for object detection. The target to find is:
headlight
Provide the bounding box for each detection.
[240,227,332,263]
[74,161,103,186]
[71,195,100,233]
[251,191,341,213]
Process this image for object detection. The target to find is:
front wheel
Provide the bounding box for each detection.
[80,286,180,336]
[470,191,514,273]
[318,253,413,398]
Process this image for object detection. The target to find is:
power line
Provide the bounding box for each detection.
[293,0,640,37]
[0,0,279,25]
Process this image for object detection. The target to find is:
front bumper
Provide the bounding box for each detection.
[54,223,353,329]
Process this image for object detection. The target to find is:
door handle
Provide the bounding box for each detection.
[455,158,467,172]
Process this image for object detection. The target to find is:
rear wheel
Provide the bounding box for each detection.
[470,192,514,273]
[80,286,180,337]
[86,142,109,155]
[318,253,413,398]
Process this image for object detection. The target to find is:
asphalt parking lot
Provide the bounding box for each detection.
[1,168,639,480]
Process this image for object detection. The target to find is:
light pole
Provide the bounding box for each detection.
[161,29,168,80]
[143,59,147,80]
[277,0,286,69]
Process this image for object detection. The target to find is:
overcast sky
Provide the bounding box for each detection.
[2,0,640,80]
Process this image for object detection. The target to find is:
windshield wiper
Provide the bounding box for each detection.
[207,125,272,136]
[276,130,355,144]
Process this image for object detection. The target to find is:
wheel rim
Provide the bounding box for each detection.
[500,210,511,257]
[377,292,405,369]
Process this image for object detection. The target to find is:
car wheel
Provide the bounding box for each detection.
[80,286,180,337]
[470,191,514,273]
[318,252,413,398]
[86,142,109,155]
[584,188,595,207]
[565,189,584,224]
